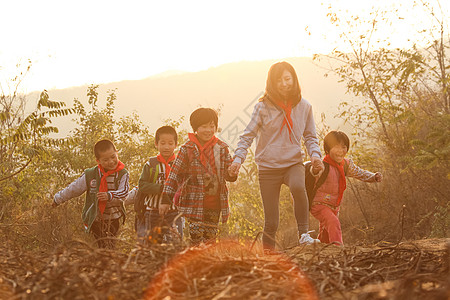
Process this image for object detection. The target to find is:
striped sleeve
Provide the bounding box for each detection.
[109,172,129,200]
[54,174,87,205]
[346,159,377,182]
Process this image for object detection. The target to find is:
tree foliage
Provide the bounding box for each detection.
[1,82,74,183]
[313,1,449,241]
[50,84,161,186]
[2,2,449,251]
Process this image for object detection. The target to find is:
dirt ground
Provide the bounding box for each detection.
[0,238,448,299]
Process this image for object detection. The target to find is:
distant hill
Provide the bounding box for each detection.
[29,57,361,144]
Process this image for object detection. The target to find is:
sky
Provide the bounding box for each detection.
[1,0,448,93]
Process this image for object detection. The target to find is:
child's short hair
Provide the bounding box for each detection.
[155,125,178,144]
[323,131,350,154]
[94,139,117,158]
[189,108,218,132]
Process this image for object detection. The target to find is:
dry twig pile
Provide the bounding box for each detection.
[0,240,179,300]
[0,239,448,299]
[146,241,318,300]
[287,240,449,299]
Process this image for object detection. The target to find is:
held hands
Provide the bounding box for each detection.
[311,157,324,174]
[159,204,170,216]
[311,163,322,176]
[228,162,241,177]
[374,172,383,182]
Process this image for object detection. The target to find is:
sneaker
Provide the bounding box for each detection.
[299,231,320,245]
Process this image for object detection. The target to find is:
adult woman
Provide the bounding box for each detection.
[229,61,324,250]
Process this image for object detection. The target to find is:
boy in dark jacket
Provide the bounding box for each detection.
[136,126,183,244]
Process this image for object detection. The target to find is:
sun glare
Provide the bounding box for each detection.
[0,0,448,92]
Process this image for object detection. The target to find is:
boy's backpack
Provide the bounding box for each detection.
[304,159,349,210]
[134,157,159,218]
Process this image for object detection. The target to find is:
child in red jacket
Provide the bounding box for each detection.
[310,131,382,245]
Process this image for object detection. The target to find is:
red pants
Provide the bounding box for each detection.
[310,204,343,245]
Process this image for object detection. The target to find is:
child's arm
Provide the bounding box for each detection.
[53,175,87,206]
[138,162,162,195]
[107,171,129,202]
[374,172,383,182]
[346,159,382,182]
[224,148,238,182]
[160,147,188,215]
[124,186,138,206]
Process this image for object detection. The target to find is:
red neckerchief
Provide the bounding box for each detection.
[97,161,125,215]
[157,153,176,179]
[276,100,293,142]
[188,133,218,169]
[323,154,346,206]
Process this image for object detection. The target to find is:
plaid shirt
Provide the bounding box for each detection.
[162,138,237,222]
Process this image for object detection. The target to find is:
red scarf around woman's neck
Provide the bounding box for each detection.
[157,153,176,179]
[98,161,125,215]
[188,133,218,168]
[276,100,294,141]
[323,154,347,206]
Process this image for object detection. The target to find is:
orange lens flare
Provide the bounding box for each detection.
[145,240,318,299]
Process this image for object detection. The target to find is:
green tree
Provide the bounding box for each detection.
[314,1,449,241]
[1,81,73,182]
[0,62,75,249]
[0,61,73,203]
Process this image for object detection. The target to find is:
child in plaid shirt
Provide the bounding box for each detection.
[160,108,237,245]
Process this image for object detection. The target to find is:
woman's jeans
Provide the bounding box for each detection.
[258,163,309,249]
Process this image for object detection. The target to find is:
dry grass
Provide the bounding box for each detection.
[0,237,448,300]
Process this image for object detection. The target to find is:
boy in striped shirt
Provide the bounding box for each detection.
[53,139,129,248]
